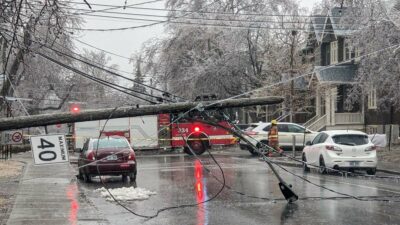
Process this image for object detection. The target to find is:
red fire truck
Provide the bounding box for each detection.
[74,114,237,155]
[159,114,237,155]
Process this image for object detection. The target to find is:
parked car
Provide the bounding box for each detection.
[302,130,377,175]
[235,124,253,131]
[77,136,137,183]
[239,122,317,155]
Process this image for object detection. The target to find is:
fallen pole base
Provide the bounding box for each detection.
[279,182,298,203]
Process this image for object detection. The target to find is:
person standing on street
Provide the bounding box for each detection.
[268,120,284,156]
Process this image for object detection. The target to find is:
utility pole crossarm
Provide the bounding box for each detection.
[0,97,284,131]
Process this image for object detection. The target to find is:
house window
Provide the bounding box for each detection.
[368,88,377,109]
[355,47,361,58]
[330,41,338,64]
[344,40,359,60]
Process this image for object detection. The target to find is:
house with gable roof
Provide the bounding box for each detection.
[301,7,400,144]
[301,7,365,132]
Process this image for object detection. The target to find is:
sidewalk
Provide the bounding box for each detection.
[6,152,108,225]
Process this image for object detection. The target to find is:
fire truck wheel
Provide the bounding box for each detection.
[184,133,209,155]
[184,140,207,155]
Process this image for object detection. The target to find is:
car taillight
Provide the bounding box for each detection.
[365,145,377,152]
[245,131,258,135]
[87,151,96,161]
[326,145,342,152]
[128,150,135,161]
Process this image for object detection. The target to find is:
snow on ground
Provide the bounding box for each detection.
[95,187,157,201]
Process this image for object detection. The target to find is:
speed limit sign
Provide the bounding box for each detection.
[30,135,69,165]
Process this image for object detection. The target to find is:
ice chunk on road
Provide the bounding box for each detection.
[95,187,157,201]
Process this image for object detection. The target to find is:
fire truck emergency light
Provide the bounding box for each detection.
[70,104,81,114]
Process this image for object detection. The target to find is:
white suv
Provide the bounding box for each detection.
[239,122,317,155]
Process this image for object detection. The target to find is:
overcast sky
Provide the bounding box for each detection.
[75,0,321,76]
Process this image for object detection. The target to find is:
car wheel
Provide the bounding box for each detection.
[302,154,310,172]
[129,172,136,182]
[77,170,84,180]
[248,146,258,156]
[366,168,376,175]
[83,174,92,183]
[252,140,268,156]
[122,174,129,182]
[319,156,327,174]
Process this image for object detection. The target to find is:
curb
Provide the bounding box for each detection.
[376,168,400,175]
[271,159,400,175]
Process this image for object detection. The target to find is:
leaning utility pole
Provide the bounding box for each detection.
[0,97,284,131]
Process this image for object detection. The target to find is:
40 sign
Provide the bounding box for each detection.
[31,135,69,165]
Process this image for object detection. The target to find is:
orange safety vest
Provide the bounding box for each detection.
[268,126,279,146]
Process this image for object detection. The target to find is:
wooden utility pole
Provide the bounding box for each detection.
[0,97,284,131]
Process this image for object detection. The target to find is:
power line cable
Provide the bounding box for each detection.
[26,4,363,26]
[27,3,348,32]
[74,0,163,16]
[0,26,178,101]
[1,30,159,103]
[42,44,177,102]
[7,14,359,38]
[197,116,400,203]
[1,29,162,103]
[35,51,158,104]
[73,13,363,27]
[86,105,227,220]
[75,39,132,60]
[60,17,357,32]
[55,1,365,19]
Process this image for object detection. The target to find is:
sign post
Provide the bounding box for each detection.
[30,135,69,165]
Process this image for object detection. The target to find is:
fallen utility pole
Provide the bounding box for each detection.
[0,96,283,131]
[195,118,298,203]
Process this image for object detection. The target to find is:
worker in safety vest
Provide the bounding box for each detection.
[267,120,283,156]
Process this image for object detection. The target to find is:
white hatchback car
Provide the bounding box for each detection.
[239,122,317,155]
[302,130,377,175]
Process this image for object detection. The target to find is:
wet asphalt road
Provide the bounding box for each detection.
[75,148,400,225]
